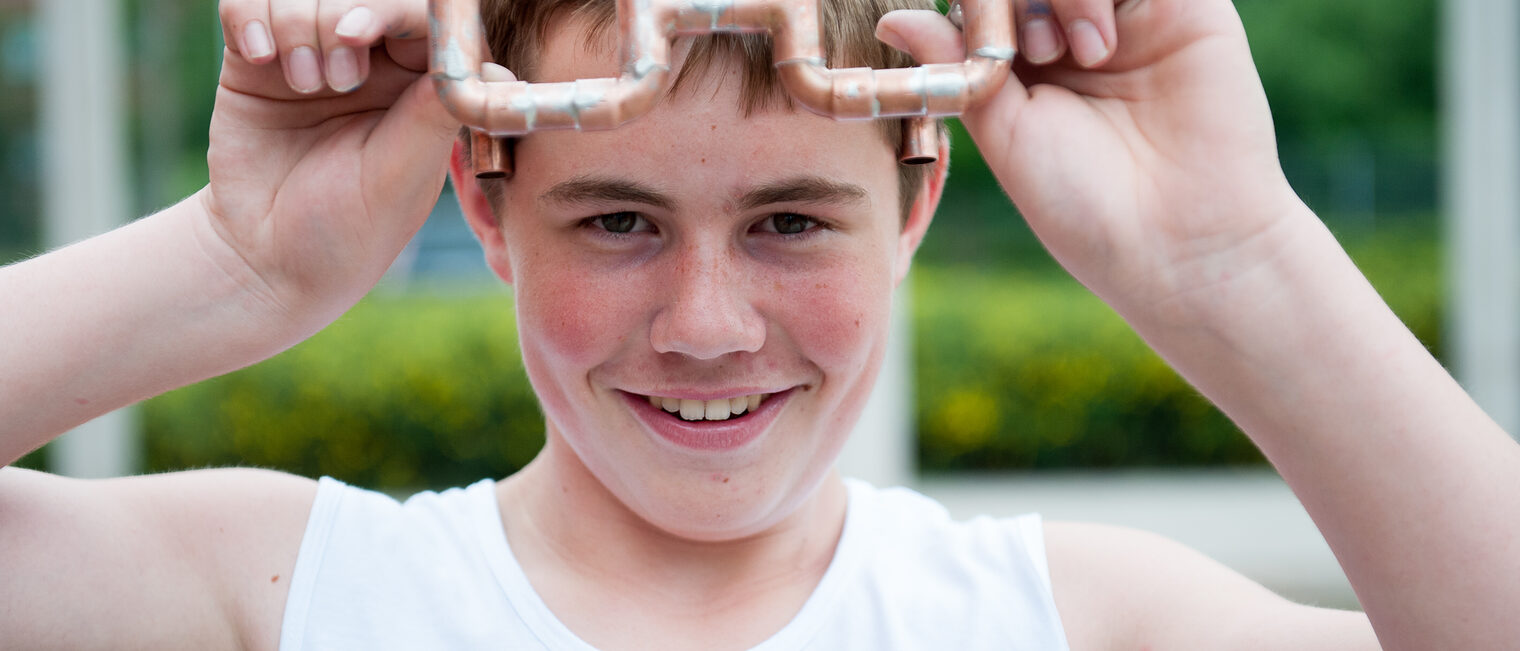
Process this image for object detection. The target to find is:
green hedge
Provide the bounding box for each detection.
[915,220,1442,471]
[129,224,1439,488]
[142,290,544,488]
[912,268,1260,470]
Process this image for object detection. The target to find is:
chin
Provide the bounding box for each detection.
[634,485,811,542]
[611,456,840,543]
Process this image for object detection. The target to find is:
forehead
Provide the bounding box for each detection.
[504,16,899,207]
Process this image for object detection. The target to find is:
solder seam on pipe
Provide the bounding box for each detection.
[428,0,1015,135]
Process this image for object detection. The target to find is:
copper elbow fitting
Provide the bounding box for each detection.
[430,0,1014,176]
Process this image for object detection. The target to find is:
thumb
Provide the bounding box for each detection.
[364,62,518,220]
[876,9,967,64]
[363,76,460,227]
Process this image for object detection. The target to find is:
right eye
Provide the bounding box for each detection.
[587,212,652,235]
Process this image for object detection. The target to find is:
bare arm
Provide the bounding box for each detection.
[0,196,298,461]
[880,0,1520,647]
[0,467,315,650]
[0,0,457,466]
[1128,203,1520,649]
[2,0,451,645]
[1046,521,1378,651]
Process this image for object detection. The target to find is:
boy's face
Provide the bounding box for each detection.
[473,19,935,541]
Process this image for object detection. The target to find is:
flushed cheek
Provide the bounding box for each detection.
[771,259,894,375]
[514,263,653,391]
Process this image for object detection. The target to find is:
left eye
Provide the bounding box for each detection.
[592,212,648,234]
[759,213,818,235]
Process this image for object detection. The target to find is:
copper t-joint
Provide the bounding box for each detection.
[430,0,1016,178]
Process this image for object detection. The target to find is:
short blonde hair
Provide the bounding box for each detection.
[466,0,943,220]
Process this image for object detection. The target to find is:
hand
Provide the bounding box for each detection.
[879,0,1305,324]
[204,0,459,330]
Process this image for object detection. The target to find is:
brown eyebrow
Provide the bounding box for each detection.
[737,177,870,212]
[541,176,676,212]
[539,175,870,213]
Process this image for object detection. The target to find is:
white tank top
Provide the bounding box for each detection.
[278,477,1071,650]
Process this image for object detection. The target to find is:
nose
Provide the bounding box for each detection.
[649,246,767,360]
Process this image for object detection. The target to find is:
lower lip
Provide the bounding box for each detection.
[622,389,792,452]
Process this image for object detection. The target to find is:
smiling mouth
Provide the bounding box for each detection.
[643,393,775,422]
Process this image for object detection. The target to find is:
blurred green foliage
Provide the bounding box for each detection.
[916,0,1440,270]
[913,219,1443,472]
[132,223,1439,487]
[141,291,544,489]
[912,266,1257,470]
[1237,0,1436,151]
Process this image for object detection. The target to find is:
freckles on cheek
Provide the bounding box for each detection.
[786,271,892,369]
[517,273,645,369]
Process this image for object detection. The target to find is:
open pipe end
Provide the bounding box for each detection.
[899,116,939,165]
[471,131,515,179]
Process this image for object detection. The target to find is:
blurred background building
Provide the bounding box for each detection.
[3,0,1517,609]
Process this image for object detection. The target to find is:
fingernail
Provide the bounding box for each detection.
[876,26,909,53]
[1067,20,1109,68]
[288,46,324,93]
[243,21,273,60]
[335,6,373,39]
[1022,18,1060,64]
[480,62,515,82]
[327,47,360,91]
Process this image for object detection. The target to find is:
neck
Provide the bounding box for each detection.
[496,435,849,608]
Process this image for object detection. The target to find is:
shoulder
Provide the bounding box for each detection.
[849,481,1047,567]
[0,466,317,651]
[277,479,528,650]
[829,482,1069,649]
[1043,520,1377,651]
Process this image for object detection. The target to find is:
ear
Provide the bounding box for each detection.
[449,140,514,285]
[892,139,949,286]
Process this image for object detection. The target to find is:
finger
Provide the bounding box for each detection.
[1044,0,1117,68]
[1015,0,1066,65]
[875,10,966,64]
[332,0,434,47]
[220,0,277,64]
[363,77,463,236]
[336,0,440,73]
[269,0,325,93]
[318,0,370,91]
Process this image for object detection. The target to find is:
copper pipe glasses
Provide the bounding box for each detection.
[429,0,1016,178]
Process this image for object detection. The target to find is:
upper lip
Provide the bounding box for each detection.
[620,386,795,401]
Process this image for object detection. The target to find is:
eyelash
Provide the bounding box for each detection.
[579,212,652,241]
[577,212,831,241]
[753,213,827,239]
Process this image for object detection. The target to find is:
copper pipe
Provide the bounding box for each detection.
[900,116,939,165]
[470,130,513,179]
[429,0,672,136]
[771,0,1014,120]
[430,0,1013,169]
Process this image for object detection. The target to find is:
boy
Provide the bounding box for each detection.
[3,0,1517,648]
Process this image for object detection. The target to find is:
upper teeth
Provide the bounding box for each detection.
[647,393,768,421]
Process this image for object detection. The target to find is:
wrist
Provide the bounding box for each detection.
[1119,195,1342,344]
[189,187,333,346]
[1121,197,1424,419]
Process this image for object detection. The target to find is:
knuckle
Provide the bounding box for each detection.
[218,0,257,25]
[267,5,314,37]
[316,0,351,23]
